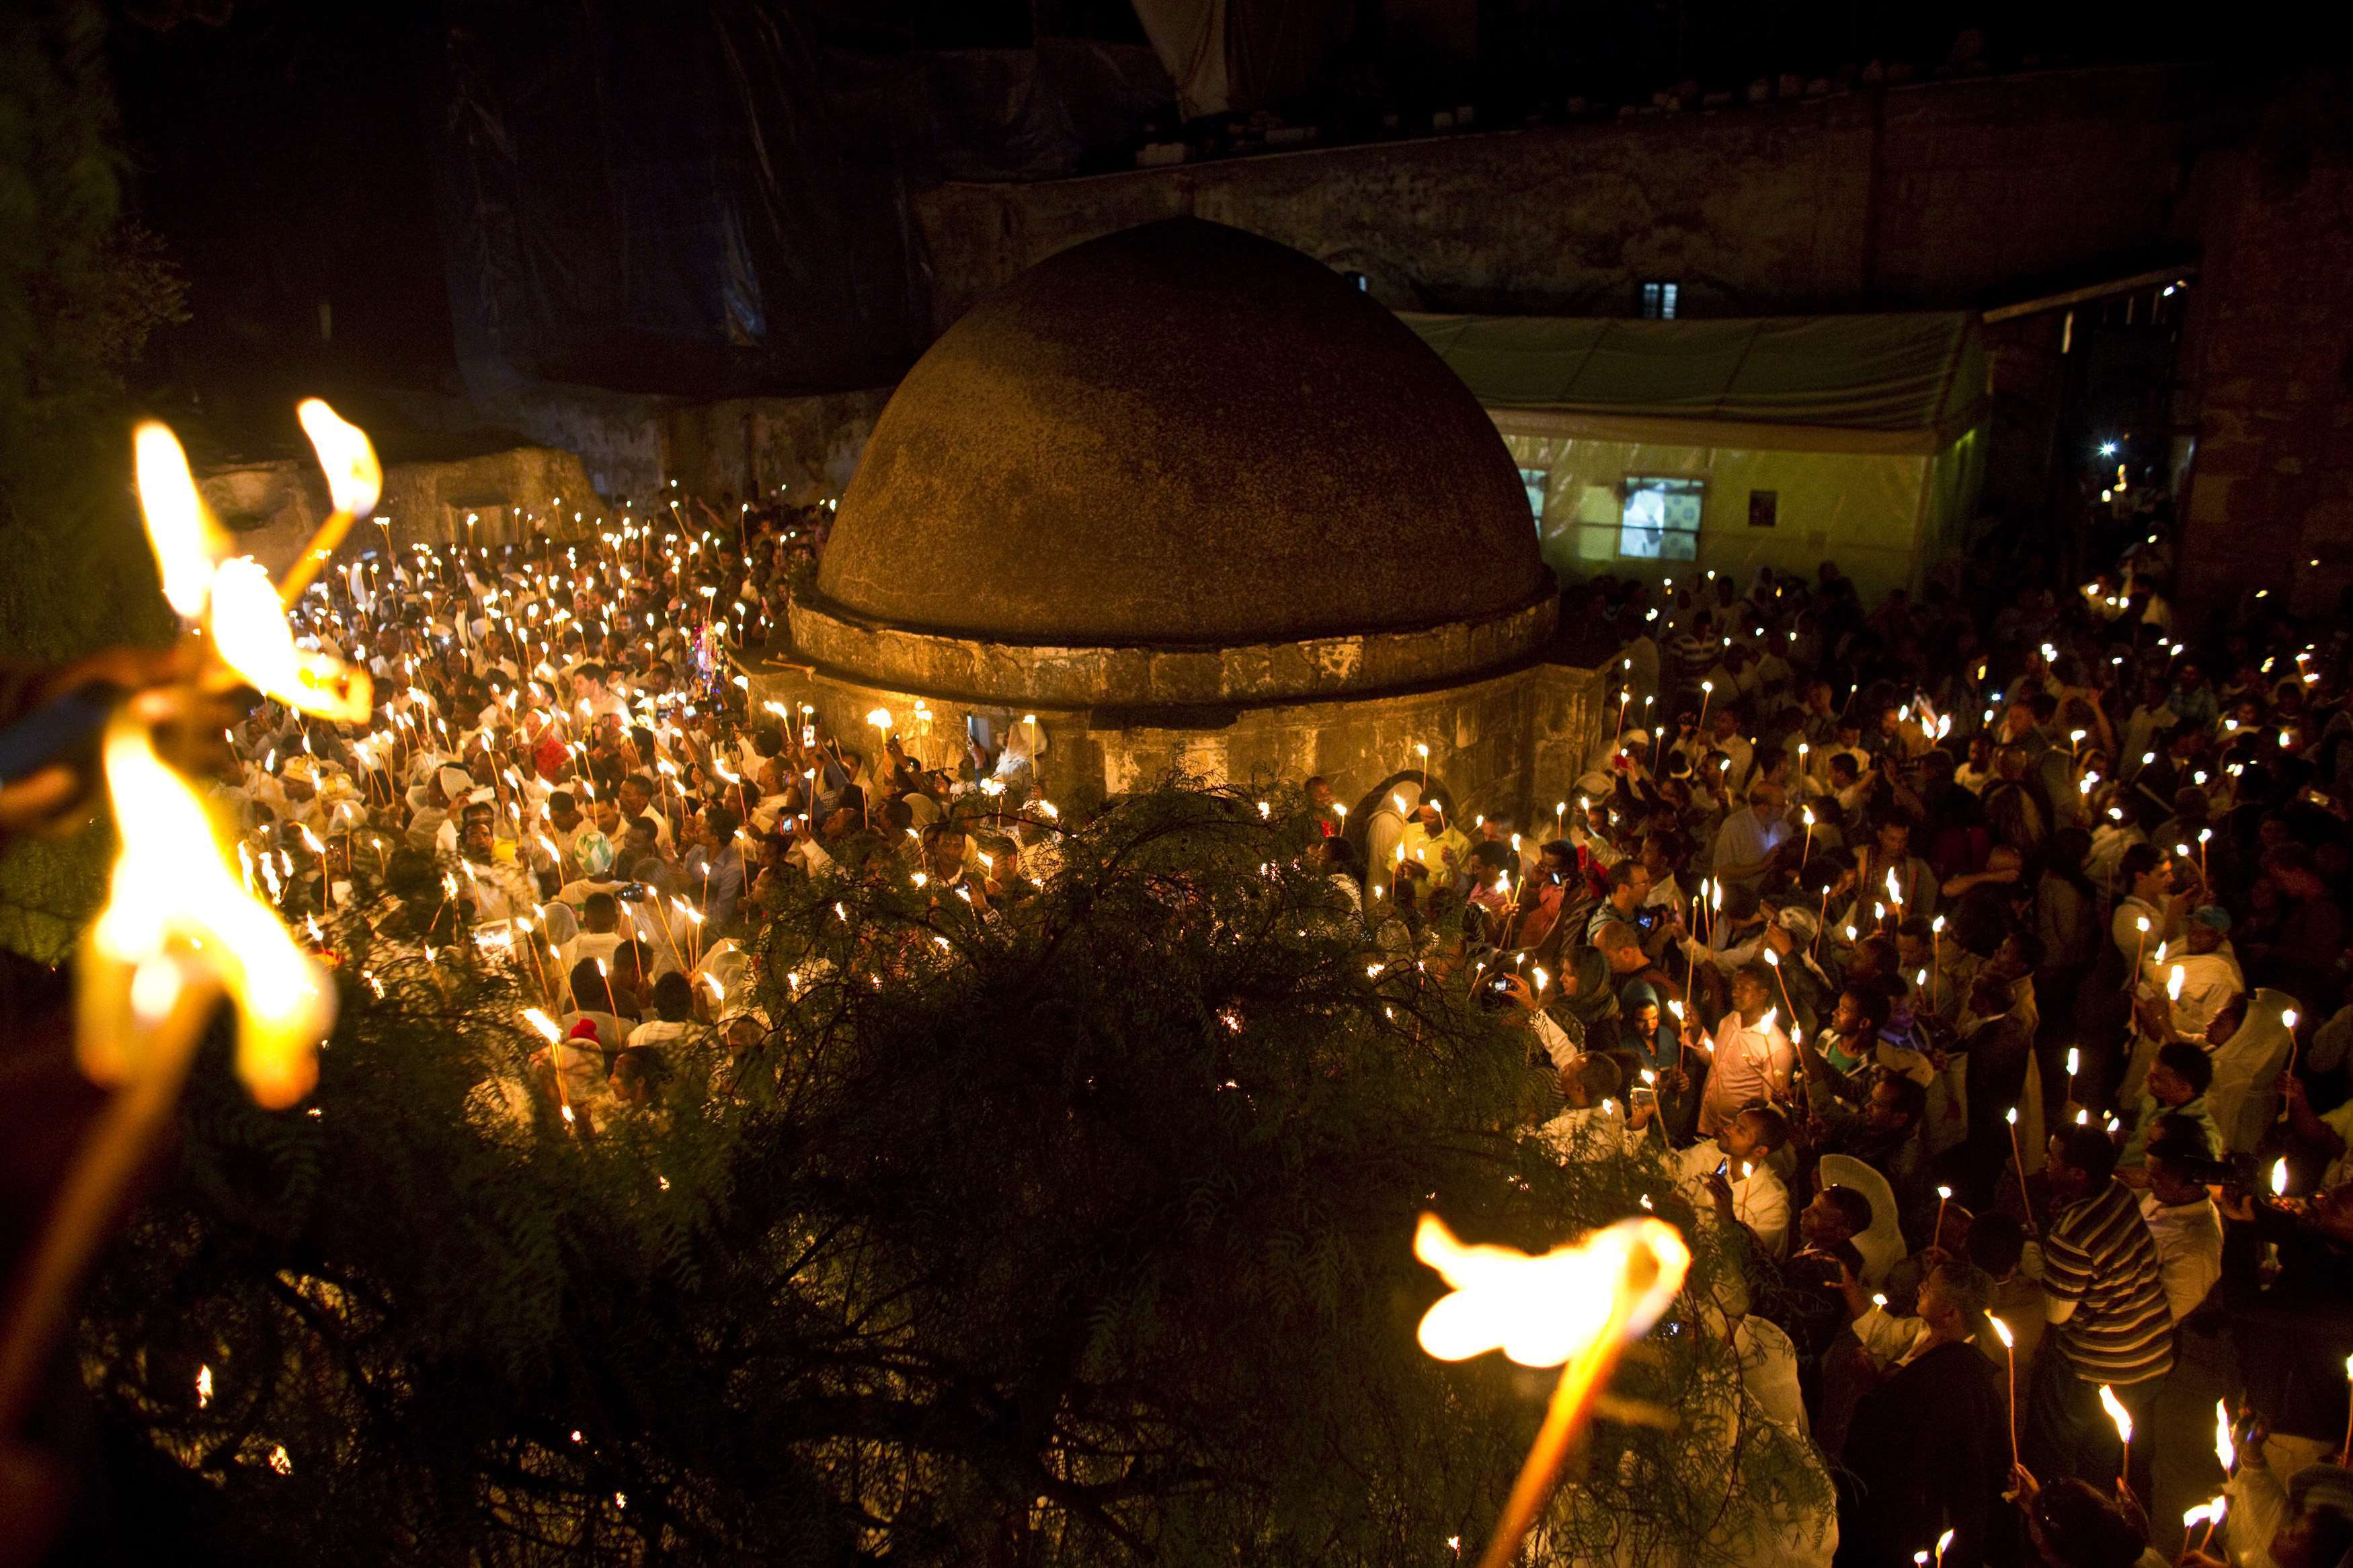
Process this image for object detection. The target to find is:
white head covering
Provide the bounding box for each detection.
[1817,1154,1907,1287]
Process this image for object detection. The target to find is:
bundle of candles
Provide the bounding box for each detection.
[0,406,378,1443]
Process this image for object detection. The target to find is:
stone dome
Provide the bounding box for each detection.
[809,218,1550,656]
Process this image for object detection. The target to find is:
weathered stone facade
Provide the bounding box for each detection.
[196,444,603,579]
[661,389,895,509]
[744,652,1603,834]
[912,65,2215,332]
[2176,79,2353,616]
[786,590,1558,708]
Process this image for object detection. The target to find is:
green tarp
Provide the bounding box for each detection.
[1401,311,1988,455]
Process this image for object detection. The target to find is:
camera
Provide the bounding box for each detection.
[617,882,651,903]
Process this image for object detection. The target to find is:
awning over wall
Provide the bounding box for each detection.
[1401,311,1989,456]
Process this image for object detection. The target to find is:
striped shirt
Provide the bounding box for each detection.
[1667,630,1716,696]
[2043,1178,2174,1385]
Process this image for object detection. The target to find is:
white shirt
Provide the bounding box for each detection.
[1677,1144,1792,1260]
[2138,1190,2222,1324]
[2206,989,2297,1155]
[1698,1011,1796,1133]
[2137,943,2243,1043]
[1851,1304,1936,1369]
[1536,1102,1637,1166]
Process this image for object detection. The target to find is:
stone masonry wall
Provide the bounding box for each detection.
[745,653,1604,837]
[662,389,896,508]
[2176,117,2353,618]
[912,65,2213,333]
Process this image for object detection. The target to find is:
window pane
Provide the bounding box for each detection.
[1618,476,1703,561]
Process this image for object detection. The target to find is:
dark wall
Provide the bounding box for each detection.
[2176,73,2353,618]
[912,63,2223,333]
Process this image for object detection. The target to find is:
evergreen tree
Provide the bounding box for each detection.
[78,786,1825,1564]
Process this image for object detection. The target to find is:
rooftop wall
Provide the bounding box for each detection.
[912,65,2218,333]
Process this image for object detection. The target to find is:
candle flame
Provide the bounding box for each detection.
[2168,964,2185,1001]
[134,421,372,720]
[1412,1214,1689,1367]
[294,398,383,517]
[2216,1399,2235,1473]
[133,422,222,618]
[208,560,372,721]
[1988,1314,2013,1349]
[81,718,331,1107]
[2097,1383,2132,1446]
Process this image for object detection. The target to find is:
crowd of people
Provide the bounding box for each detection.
[216,487,2353,1568]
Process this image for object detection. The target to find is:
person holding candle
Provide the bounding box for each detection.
[1396,799,1470,890]
[2115,1042,2223,1178]
[2092,843,2190,1106]
[1830,1257,2009,1568]
[1679,1103,1793,1261]
[2134,1132,2224,1327]
[2276,1069,2353,1192]
[1792,979,1888,1100]
[2004,1469,2158,1568]
[1858,812,1940,925]
[1708,779,1793,899]
[680,803,747,926]
[1684,963,1796,1136]
[2025,1125,2173,1500]
[2215,1180,2353,1495]
[2198,985,2301,1157]
[2194,1413,2353,1568]
[1955,964,2043,1204]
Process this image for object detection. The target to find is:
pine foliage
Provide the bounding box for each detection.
[79,784,1825,1564]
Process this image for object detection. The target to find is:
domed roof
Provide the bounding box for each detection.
[812,218,1549,648]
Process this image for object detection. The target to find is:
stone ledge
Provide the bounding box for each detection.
[786,589,1558,708]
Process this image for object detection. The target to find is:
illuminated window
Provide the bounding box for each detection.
[1518,467,1548,524]
[1638,281,1679,319]
[1618,477,1702,560]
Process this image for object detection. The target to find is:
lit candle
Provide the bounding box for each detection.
[2282,1010,2303,1119]
[1989,1315,2019,1464]
[1414,1215,1691,1568]
[2098,1383,2133,1493]
[2005,1107,2034,1228]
